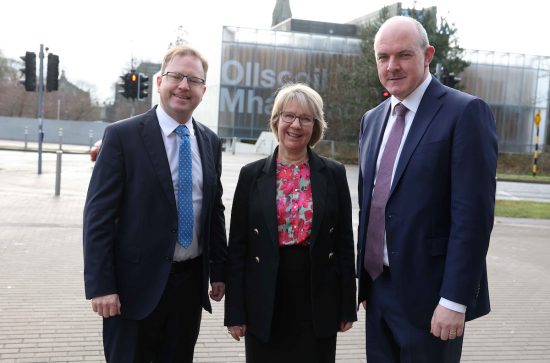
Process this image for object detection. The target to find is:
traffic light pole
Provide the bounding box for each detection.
[37,44,45,175]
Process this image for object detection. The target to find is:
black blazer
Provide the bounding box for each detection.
[83,107,227,319]
[224,147,357,342]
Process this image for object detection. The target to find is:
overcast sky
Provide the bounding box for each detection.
[2,0,548,103]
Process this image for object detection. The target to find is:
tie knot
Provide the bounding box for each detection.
[175,125,190,137]
[394,103,408,118]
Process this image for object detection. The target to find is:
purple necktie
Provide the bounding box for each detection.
[364,103,408,280]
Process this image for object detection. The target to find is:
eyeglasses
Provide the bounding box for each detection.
[162,72,205,87]
[279,112,315,126]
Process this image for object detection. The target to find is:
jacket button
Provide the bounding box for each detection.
[255,256,260,263]
[328,252,334,259]
[253,228,259,235]
[329,227,334,234]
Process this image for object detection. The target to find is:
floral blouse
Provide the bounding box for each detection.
[275,159,313,246]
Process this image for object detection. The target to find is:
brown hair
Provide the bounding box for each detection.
[160,45,209,80]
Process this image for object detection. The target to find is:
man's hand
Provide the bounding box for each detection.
[430,304,465,341]
[228,325,247,341]
[91,294,121,318]
[209,282,225,301]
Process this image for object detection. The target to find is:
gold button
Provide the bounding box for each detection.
[255,257,260,263]
[253,228,259,235]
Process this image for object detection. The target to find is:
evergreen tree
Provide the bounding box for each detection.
[322,5,468,146]
[320,7,389,145]
[408,7,469,83]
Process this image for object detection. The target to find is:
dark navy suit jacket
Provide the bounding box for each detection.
[357,77,497,328]
[83,107,227,320]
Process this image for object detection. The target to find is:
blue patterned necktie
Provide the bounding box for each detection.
[175,125,193,248]
[364,103,408,279]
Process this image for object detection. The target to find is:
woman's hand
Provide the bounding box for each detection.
[228,325,247,341]
[339,321,353,332]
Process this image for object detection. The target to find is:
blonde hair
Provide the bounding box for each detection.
[160,45,208,80]
[269,83,327,147]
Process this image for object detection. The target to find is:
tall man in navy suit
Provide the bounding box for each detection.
[357,16,497,362]
[83,45,227,362]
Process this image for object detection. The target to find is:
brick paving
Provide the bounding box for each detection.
[0,147,549,362]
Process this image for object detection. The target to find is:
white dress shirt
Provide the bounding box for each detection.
[376,74,466,313]
[156,105,203,261]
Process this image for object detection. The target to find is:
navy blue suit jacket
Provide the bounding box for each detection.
[357,77,497,328]
[83,107,227,320]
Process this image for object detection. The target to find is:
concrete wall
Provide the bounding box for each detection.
[0,116,109,146]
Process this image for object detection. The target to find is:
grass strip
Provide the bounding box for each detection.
[495,200,550,219]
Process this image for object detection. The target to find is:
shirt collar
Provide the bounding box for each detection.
[156,104,195,137]
[390,73,432,115]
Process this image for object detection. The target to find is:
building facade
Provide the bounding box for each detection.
[214,25,549,153]
[148,4,549,154]
[217,26,360,140]
[462,50,549,153]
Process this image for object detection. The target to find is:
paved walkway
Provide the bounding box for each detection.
[0,149,549,362]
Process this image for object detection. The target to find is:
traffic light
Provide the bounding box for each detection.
[20,51,36,92]
[381,89,390,101]
[138,73,149,99]
[118,71,139,99]
[128,71,138,99]
[118,73,130,99]
[46,53,59,92]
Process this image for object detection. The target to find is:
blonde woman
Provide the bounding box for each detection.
[225,83,357,362]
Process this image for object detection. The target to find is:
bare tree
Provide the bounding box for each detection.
[168,26,189,48]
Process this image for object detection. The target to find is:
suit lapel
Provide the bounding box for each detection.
[140,109,177,210]
[391,80,445,195]
[308,150,326,248]
[257,151,279,248]
[361,102,391,190]
[193,119,215,226]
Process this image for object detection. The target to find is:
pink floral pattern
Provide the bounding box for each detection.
[276,159,313,246]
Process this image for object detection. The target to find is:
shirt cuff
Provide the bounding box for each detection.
[439,298,467,313]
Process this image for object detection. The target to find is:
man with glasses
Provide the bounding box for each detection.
[84,45,227,362]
